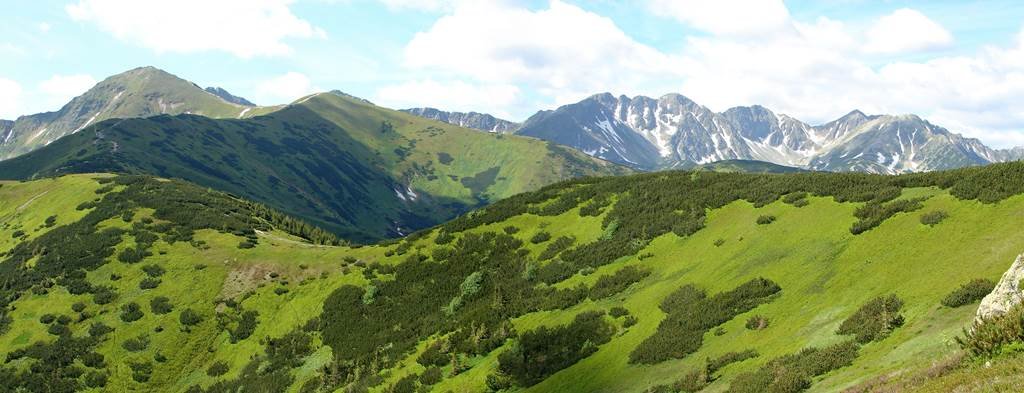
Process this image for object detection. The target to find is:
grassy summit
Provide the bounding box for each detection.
[1,163,1023,392]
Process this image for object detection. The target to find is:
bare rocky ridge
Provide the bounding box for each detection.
[515,93,1024,173]
[401,107,519,133]
[976,253,1024,322]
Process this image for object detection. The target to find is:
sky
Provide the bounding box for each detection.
[3,0,1024,148]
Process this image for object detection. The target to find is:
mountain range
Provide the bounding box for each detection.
[0,67,626,242]
[409,93,1024,173]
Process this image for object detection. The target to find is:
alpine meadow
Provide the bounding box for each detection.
[4,1,1024,393]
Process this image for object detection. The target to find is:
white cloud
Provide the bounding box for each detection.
[255,72,318,103]
[38,22,51,32]
[864,8,953,54]
[0,78,22,119]
[66,0,325,58]
[397,0,683,110]
[376,80,519,118]
[389,1,1024,147]
[377,0,463,12]
[648,0,791,36]
[39,74,97,106]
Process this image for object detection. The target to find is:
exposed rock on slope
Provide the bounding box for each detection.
[977,253,1024,322]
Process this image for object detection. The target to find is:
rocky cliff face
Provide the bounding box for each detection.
[204,87,255,106]
[976,253,1024,322]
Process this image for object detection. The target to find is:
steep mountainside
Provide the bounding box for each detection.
[0,92,627,242]
[0,67,277,160]
[516,93,1019,173]
[204,87,256,106]
[401,107,519,133]
[2,164,1024,392]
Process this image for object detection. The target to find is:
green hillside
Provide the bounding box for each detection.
[0,92,627,242]
[2,164,1024,392]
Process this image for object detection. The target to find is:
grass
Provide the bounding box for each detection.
[1,173,1024,392]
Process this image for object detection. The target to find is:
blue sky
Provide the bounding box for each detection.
[3,0,1024,147]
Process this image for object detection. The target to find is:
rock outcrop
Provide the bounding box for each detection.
[976,253,1024,322]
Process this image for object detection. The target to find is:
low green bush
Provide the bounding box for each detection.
[836,295,904,343]
[941,279,996,308]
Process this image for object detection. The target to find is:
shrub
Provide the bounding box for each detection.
[11,230,24,238]
[71,302,87,312]
[390,374,418,393]
[434,231,455,245]
[503,225,519,234]
[608,306,630,318]
[44,215,58,227]
[130,361,153,383]
[589,266,650,300]
[118,247,151,264]
[89,322,114,337]
[93,286,117,305]
[756,215,776,225]
[714,238,725,247]
[622,315,638,328]
[941,279,996,308]
[274,287,289,295]
[958,301,1024,357]
[151,296,174,314]
[708,349,759,373]
[836,295,904,343]
[727,341,859,393]
[538,236,575,261]
[39,314,56,324]
[497,311,615,387]
[142,264,166,277]
[229,310,259,343]
[82,352,106,368]
[120,302,144,322]
[745,315,770,330]
[207,361,230,377]
[791,198,809,207]
[920,210,949,226]
[420,366,443,385]
[417,340,449,367]
[139,277,161,290]
[782,192,807,205]
[84,371,108,388]
[630,278,781,364]
[530,231,552,244]
[180,308,203,327]
[122,335,150,352]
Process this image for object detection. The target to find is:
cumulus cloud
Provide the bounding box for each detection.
[376,80,520,118]
[255,72,318,103]
[648,0,791,36]
[0,78,22,119]
[377,0,463,12]
[384,1,1023,147]
[864,8,953,54]
[66,0,325,58]
[39,74,97,106]
[391,0,683,112]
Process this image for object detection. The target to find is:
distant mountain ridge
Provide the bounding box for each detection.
[204,86,255,106]
[514,92,1022,173]
[401,107,519,133]
[0,67,275,160]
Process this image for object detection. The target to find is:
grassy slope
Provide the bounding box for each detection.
[1,169,1022,392]
[0,92,627,242]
